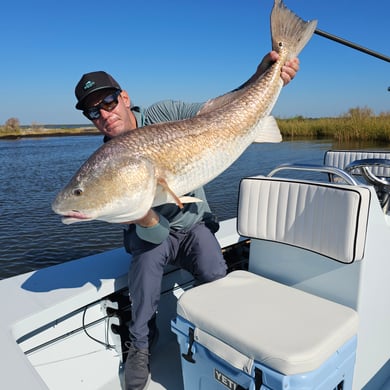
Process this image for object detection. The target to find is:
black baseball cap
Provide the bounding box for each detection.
[75,71,121,109]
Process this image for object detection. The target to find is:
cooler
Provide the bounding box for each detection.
[171,271,358,390]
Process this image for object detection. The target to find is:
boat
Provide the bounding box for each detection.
[1,149,389,390]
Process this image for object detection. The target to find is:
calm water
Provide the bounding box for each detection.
[0,135,380,280]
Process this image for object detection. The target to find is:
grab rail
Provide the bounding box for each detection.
[267,163,360,185]
[344,158,390,188]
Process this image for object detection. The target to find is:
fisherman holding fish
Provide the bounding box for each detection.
[72,50,299,390]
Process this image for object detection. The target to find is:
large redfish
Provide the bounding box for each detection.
[52,0,317,224]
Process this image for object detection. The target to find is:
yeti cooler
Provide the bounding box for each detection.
[171,271,358,390]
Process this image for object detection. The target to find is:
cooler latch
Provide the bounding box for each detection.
[254,367,264,390]
[182,327,196,363]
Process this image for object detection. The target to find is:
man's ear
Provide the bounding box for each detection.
[121,90,131,108]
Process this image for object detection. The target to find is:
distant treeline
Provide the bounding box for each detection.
[0,118,99,138]
[2,107,390,142]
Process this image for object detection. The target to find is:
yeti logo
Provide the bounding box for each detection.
[214,369,239,390]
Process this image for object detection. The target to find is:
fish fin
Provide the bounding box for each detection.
[271,0,317,60]
[252,115,282,143]
[163,196,203,205]
[61,217,93,225]
[157,177,184,209]
[179,196,203,203]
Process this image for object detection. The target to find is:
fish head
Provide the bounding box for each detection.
[52,149,156,225]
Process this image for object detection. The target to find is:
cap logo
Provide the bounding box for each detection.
[83,80,95,90]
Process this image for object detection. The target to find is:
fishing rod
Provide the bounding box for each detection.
[314,28,390,63]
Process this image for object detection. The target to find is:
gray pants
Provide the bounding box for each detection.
[124,222,227,349]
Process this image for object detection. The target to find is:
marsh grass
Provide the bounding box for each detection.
[278,107,390,143]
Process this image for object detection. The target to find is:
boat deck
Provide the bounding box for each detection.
[0,219,241,390]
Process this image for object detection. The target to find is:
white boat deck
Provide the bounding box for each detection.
[0,247,128,389]
[0,219,240,390]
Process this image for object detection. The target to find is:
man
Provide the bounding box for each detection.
[74,51,299,390]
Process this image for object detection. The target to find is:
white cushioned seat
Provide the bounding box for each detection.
[237,177,370,263]
[324,150,390,177]
[177,270,358,376]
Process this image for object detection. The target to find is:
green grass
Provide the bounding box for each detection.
[277,108,390,143]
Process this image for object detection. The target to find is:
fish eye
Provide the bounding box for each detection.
[73,188,83,196]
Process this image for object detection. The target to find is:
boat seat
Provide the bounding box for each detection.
[237,176,371,263]
[324,150,390,212]
[324,149,390,178]
[176,270,358,376]
[175,176,362,383]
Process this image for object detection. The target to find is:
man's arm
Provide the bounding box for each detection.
[133,210,171,245]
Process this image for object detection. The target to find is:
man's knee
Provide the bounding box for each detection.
[189,224,227,283]
[197,258,227,283]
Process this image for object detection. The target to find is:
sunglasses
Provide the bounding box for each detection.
[83,90,122,120]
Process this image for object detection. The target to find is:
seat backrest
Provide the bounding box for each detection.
[237,177,371,263]
[324,150,390,177]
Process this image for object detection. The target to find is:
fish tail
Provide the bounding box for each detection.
[270,0,317,60]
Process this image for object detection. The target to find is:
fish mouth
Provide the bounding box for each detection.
[59,210,93,225]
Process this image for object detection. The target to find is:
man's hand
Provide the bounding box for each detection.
[281,57,299,85]
[258,51,300,86]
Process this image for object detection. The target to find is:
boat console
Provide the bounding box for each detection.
[324,150,390,213]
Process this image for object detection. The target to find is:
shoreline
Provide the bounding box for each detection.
[2,111,390,142]
[0,127,100,140]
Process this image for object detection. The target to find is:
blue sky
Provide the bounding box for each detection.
[1,0,389,125]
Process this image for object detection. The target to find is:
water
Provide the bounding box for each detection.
[0,135,357,280]
[0,136,124,279]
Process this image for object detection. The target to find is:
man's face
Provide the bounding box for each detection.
[82,89,137,138]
